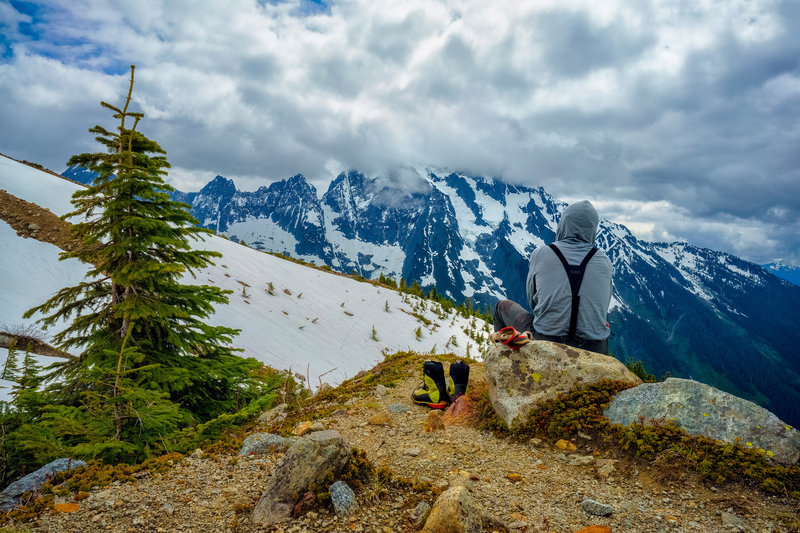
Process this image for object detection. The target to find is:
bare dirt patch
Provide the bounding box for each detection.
[0,189,74,252]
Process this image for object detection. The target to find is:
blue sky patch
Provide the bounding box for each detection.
[9,1,40,39]
[4,1,128,74]
[260,0,330,15]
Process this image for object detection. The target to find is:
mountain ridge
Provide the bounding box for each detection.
[762,260,800,287]
[60,164,800,427]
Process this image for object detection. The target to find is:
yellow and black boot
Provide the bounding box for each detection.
[449,361,470,399]
[411,361,451,409]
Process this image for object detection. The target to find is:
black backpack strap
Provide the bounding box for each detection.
[548,244,598,341]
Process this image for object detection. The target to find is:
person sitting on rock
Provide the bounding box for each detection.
[493,200,613,354]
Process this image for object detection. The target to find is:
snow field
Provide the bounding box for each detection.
[0,222,89,337]
[190,234,486,388]
[1,157,487,392]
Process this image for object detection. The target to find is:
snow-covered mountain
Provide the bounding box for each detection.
[3,155,487,392]
[60,163,800,427]
[762,261,800,287]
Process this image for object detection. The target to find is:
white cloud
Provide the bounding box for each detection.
[0,0,799,265]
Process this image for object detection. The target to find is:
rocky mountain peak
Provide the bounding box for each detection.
[198,175,236,196]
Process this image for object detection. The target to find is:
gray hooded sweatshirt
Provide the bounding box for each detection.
[525,200,613,340]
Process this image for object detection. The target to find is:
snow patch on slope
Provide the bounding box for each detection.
[0,222,90,336]
[652,245,714,301]
[191,234,484,386]
[0,154,76,216]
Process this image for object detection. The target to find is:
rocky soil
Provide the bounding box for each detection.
[21,364,800,533]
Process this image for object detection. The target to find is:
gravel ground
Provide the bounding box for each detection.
[18,365,800,533]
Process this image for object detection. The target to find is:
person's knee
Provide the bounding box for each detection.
[493,300,509,330]
[495,299,512,314]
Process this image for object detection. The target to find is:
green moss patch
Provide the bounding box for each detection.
[476,379,800,498]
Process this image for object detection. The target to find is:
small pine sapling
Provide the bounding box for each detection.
[415,327,422,341]
[1,338,20,381]
[266,282,275,295]
[384,300,390,313]
[371,326,378,342]
[11,343,43,403]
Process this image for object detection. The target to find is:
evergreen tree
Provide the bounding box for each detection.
[24,65,255,422]
[16,345,42,393]
[1,338,20,381]
[12,330,182,464]
[625,360,655,383]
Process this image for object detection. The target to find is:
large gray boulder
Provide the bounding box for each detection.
[605,378,800,464]
[251,430,351,525]
[0,458,87,511]
[484,341,641,426]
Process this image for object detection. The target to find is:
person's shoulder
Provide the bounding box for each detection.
[592,246,611,260]
[530,244,550,259]
[590,247,614,270]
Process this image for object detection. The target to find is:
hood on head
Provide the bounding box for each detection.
[555,200,599,244]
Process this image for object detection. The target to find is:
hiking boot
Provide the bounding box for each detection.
[449,361,470,399]
[411,361,451,409]
[446,375,455,398]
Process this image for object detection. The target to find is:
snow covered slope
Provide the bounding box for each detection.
[762,261,800,286]
[2,155,485,389]
[0,222,88,336]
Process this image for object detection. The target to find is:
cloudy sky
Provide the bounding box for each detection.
[1,0,799,265]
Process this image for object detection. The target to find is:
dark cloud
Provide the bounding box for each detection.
[533,8,655,79]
